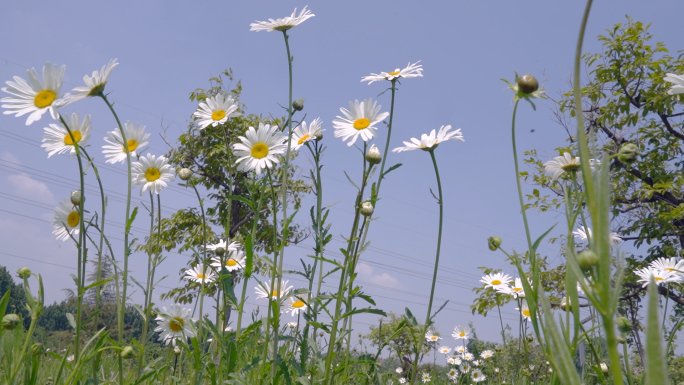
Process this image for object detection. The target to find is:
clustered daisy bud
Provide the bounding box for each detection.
[293,98,305,111]
[488,236,502,251]
[618,143,638,164]
[178,168,193,181]
[617,316,632,334]
[70,191,82,206]
[577,249,599,270]
[365,145,382,165]
[2,314,21,330]
[17,267,31,279]
[121,346,134,359]
[518,74,539,94]
[360,201,374,217]
[174,346,181,356]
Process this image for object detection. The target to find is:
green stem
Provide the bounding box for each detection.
[191,183,207,384]
[373,79,397,201]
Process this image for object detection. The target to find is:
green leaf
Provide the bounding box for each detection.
[126,206,139,232]
[341,307,386,319]
[381,163,402,179]
[66,312,77,330]
[343,171,360,190]
[645,278,669,385]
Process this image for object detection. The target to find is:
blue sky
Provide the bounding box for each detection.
[1,1,682,349]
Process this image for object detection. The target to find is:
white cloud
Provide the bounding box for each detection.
[1,151,21,164]
[6,173,56,205]
[356,262,399,289]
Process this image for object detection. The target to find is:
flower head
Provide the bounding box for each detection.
[438,346,451,354]
[471,369,486,383]
[649,257,684,279]
[425,330,441,343]
[517,301,532,321]
[544,152,580,180]
[496,277,527,298]
[664,73,684,95]
[361,61,423,84]
[421,372,431,383]
[460,362,471,373]
[102,122,150,164]
[573,226,622,246]
[284,295,307,316]
[70,59,118,100]
[333,99,388,147]
[233,123,288,174]
[250,6,314,32]
[392,125,464,153]
[447,355,462,365]
[398,378,406,384]
[452,325,471,340]
[454,345,468,355]
[52,198,83,241]
[480,350,494,359]
[154,304,195,346]
[447,368,459,380]
[502,72,546,110]
[41,113,92,158]
[184,264,217,284]
[463,352,474,361]
[132,154,175,195]
[291,118,323,150]
[210,249,246,273]
[635,267,679,287]
[1,62,70,125]
[193,94,240,130]
[255,279,293,301]
[480,272,512,290]
[395,367,403,374]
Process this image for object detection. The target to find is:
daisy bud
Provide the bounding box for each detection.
[214,247,226,256]
[560,297,570,312]
[256,339,263,346]
[2,314,21,330]
[365,144,382,165]
[70,191,82,206]
[617,143,638,164]
[360,201,374,217]
[488,236,502,251]
[293,98,305,111]
[616,335,626,344]
[518,74,539,94]
[494,346,503,353]
[599,362,608,373]
[178,168,193,181]
[577,249,598,270]
[526,335,534,343]
[31,343,44,355]
[314,129,323,141]
[174,346,181,356]
[121,346,134,359]
[319,332,325,337]
[17,267,31,279]
[617,316,632,333]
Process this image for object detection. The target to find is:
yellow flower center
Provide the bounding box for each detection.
[459,332,465,337]
[513,287,523,292]
[523,309,531,317]
[67,211,80,227]
[292,300,305,309]
[196,274,205,279]
[145,168,161,182]
[169,317,184,332]
[353,118,370,130]
[272,291,279,297]
[666,267,675,271]
[251,143,269,159]
[388,70,400,76]
[297,134,310,145]
[63,131,82,145]
[473,373,479,378]
[491,279,501,285]
[430,336,437,340]
[123,139,138,153]
[655,276,663,281]
[226,259,238,267]
[34,89,56,108]
[211,110,226,121]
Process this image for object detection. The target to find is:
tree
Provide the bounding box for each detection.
[364,312,430,371]
[0,265,30,329]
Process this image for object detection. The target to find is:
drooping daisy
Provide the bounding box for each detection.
[41,113,92,157]
[544,152,580,180]
[233,123,288,174]
[154,304,195,346]
[1,62,70,125]
[250,6,314,32]
[573,226,622,246]
[438,346,451,354]
[471,369,486,383]
[480,350,494,359]
[361,61,424,84]
[635,267,679,287]
[460,362,471,373]
[447,355,462,365]
[210,249,246,273]
[421,372,431,383]
[183,264,217,284]
[452,325,471,340]
[284,295,307,316]
[255,279,293,301]
[132,154,175,195]
[52,198,82,242]
[206,239,239,254]
[480,272,512,290]
[193,94,240,130]
[664,73,684,95]
[392,125,464,153]
[425,330,441,343]
[102,122,150,164]
[517,301,532,321]
[291,118,323,150]
[70,58,118,101]
[333,99,389,147]
[463,352,474,361]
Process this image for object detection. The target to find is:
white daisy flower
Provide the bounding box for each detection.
[183,264,217,284]
[573,226,622,246]
[421,372,431,383]
[255,279,292,301]
[471,369,486,383]
[41,113,92,158]
[452,325,471,340]
[460,362,471,373]
[463,352,474,361]
[480,272,512,290]
[544,152,580,180]
[454,345,468,355]
[70,58,118,101]
[132,154,175,195]
[250,6,314,32]
[193,94,240,130]
[1,62,70,125]
[392,125,464,153]
[480,350,494,359]
[396,367,403,374]
[517,301,532,321]
[447,355,462,365]
[102,122,150,164]
[291,118,323,150]
[398,378,406,384]
[154,304,195,346]
[284,296,307,316]
[438,346,451,354]
[425,330,441,343]
[233,123,288,174]
[210,249,246,273]
[472,359,481,366]
[333,99,389,147]
[664,73,684,95]
[361,61,424,84]
[649,257,684,279]
[447,368,459,380]
[66,355,74,362]
[496,277,527,298]
[52,198,83,242]
[635,267,679,287]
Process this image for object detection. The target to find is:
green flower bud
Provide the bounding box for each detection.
[526,334,534,343]
[256,339,263,346]
[560,297,570,312]
[577,249,599,270]
[173,346,181,356]
[618,143,638,164]
[518,74,539,94]
[121,346,134,359]
[2,314,21,330]
[617,316,632,334]
[31,343,44,355]
[70,191,82,206]
[365,144,382,165]
[214,247,226,256]
[314,129,323,141]
[17,267,31,279]
[521,369,531,377]
[617,335,627,344]
[178,168,193,181]
[488,236,502,251]
[360,201,374,217]
[293,99,305,111]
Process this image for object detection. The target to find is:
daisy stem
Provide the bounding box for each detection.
[265,169,282,378]
[510,100,534,261]
[496,301,507,348]
[373,79,397,201]
[191,183,207,352]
